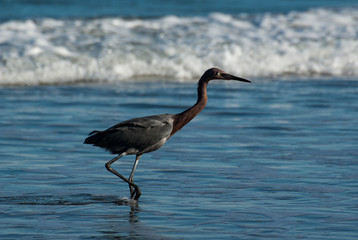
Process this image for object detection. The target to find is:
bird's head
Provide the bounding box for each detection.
[202,68,251,83]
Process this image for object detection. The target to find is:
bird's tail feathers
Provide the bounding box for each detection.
[88,130,101,135]
[84,130,104,144]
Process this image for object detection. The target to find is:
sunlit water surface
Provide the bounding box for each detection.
[1,79,358,239]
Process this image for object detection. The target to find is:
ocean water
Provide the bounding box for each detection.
[1,0,358,85]
[1,1,358,239]
[1,80,358,239]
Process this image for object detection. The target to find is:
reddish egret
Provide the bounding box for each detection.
[84,68,250,200]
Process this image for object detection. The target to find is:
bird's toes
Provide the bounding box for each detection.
[130,188,137,199]
[130,187,141,200]
[134,189,141,200]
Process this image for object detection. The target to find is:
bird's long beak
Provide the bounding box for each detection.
[222,73,251,83]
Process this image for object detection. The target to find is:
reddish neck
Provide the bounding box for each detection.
[170,79,209,136]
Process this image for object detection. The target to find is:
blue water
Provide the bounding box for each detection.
[1,0,358,239]
[1,80,358,239]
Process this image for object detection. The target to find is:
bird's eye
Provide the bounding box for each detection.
[217,72,221,77]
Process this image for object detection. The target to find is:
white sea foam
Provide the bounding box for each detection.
[0,8,358,85]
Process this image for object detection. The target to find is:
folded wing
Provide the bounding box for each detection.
[84,114,174,154]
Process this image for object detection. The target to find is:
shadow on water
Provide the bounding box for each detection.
[0,194,163,239]
[0,193,139,207]
[0,193,141,221]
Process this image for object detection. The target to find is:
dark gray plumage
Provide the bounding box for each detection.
[84,68,250,200]
[85,114,174,155]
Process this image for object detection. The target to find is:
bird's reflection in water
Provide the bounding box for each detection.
[100,198,164,239]
[114,198,141,223]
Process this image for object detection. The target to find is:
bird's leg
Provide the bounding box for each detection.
[128,154,142,198]
[105,153,141,200]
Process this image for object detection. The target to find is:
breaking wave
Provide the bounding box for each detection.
[1,8,358,85]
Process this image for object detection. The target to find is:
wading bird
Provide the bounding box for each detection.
[84,68,250,200]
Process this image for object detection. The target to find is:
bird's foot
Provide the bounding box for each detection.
[130,187,141,200]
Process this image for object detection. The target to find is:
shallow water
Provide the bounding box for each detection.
[1,79,357,239]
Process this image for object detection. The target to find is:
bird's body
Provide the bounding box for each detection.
[84,68,250,200]
[85,114,174,155]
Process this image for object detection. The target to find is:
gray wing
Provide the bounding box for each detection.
[85,114,174,154]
